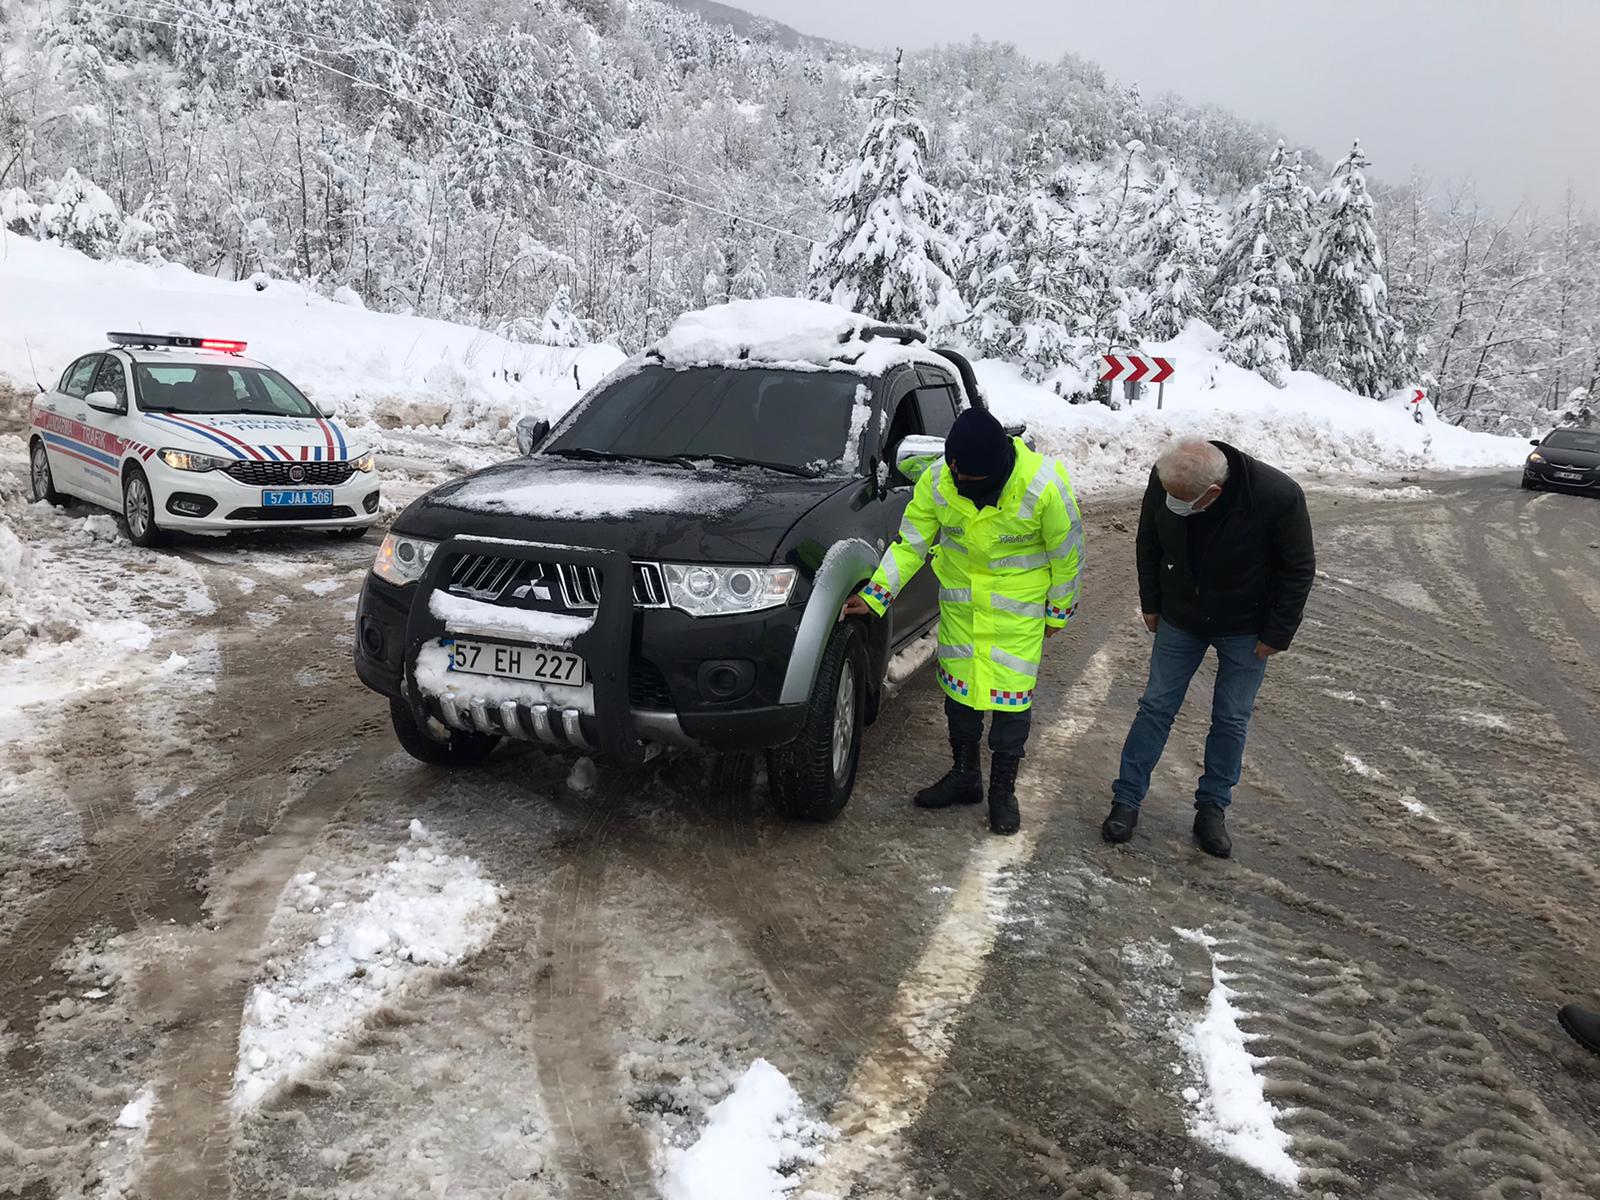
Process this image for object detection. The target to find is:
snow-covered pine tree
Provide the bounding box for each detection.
[1303,141,1408,397]
[35,169,121,255]
[538,284,585,346]
[1225,235,1292,386]
[731,244,770,299]
[1212,141,1314,364]
[961,187,1022,359]
[809,68,965,333]
[1127,156,1215,341]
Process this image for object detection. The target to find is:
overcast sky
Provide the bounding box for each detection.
[732,0,1597,213]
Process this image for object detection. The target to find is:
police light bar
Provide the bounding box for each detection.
[107,332,248,354]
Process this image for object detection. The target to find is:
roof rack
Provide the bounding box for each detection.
[107,332,248,354]
[856,324,927,345]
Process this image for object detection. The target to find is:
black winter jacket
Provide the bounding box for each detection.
[1136,442,1316,650]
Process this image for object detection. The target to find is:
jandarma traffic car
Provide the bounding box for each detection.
[353,299,1026,820]
[28,332,381,546]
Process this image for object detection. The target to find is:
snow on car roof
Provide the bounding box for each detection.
[649,298,953,376]
[112,346,272,371]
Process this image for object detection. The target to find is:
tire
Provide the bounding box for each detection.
[389,697,501,767]
[328,525,373,541]
[121,465,166,548]
[29,439,65,505]
[1521,477,1536,491]
[768,621,867,822]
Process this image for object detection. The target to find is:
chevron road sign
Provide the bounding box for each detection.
[1100,353,1176,408]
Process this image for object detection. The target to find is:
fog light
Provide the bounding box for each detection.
[363,491,380,514]
[698,659,754,702]
[166,492,217,517]
[360,617,386,659]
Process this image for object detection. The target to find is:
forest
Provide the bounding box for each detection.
[1,0,1595,430]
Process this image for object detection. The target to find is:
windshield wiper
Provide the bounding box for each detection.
[656,452,820,478]
[542,447,652,463]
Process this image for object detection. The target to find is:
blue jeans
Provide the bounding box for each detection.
[1112,621,1269,810]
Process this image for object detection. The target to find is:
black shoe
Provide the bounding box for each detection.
[914,741,983,808]
[987,753,1021,835]
[1558,1005,1600,1056]
[1193,804,1232,858]
[1101,802,1139,844]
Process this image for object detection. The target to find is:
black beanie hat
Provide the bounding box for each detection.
[944,407,1010,477]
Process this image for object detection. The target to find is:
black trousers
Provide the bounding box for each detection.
[945,694,1033,757]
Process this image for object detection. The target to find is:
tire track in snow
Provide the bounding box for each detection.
[798,643,1117,1199]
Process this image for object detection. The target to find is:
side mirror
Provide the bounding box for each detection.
[85,389,125,415]
[1530,439,1542,446]
[516,416,551,457]
[893,434,945,485]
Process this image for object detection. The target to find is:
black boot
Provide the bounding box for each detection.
[987,753,1021,835]
[914,741,983,808]
[1558,1005,1600,1056]
[1193,804,1232,858]
[1102,802,1140,844]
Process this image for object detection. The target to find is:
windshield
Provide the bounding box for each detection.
[547,365,864,475]
[133,363,317,418]
[1545,429,1600,453]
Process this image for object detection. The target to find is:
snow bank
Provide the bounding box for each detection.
[661,1059,833,1200]
[0,236,625,430]
[979,322,1529,493]
[233,821,502,1110]
[1172,927,1300,1188]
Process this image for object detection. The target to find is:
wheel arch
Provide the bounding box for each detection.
[777,537,881,706]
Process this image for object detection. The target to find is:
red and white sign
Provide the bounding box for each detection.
[1099,353,1174,385]
[1409,388,1425,405]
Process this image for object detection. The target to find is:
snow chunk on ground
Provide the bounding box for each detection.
[1171,927,1300,1189]
[661,1059,833,1200]
[115,1084,155,1130]
[233,823,502,1110]
[430,590,592,647]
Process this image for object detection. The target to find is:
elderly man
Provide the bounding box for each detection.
[843,407,1083,835]
[1102,439,1314,857]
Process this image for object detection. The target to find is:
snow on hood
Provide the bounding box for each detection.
[439,463,746,520]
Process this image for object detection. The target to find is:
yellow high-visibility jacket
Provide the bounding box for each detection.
[860,439,1083,713]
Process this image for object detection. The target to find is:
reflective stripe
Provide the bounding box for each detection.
[991,550,1049,570]
[882,553,903,590]
[1048,581,1076,599]
[931,463,949,506]
[938,642,974,661]
[939,587,973,604]
[1017,459,1057,520]
[899,520,930,556]
[990,646,1040,675]
[940,534,969,555]
[991,595,1046,619]
[1047,531,1083,562]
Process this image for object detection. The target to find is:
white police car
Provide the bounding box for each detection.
[28,333,380,546]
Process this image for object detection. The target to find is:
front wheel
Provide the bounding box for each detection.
[121,466,165,548]
[389,698,501,767]
[1520,477,1536,491]
[768,621,867,822]
[29,439,65,505]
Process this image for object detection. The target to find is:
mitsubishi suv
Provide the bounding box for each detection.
[352,299,1004,820]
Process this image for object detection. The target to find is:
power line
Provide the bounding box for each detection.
[86,5,821,244]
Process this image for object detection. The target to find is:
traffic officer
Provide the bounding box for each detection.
[843,407,1083,834]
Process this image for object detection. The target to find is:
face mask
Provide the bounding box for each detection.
[955,474,1006,507]
[1166,490,1208,517]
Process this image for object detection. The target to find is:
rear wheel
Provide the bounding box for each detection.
[768,621,867,822]
[121,466,165,548]
[29,440,64,505]
[389,697,501,767]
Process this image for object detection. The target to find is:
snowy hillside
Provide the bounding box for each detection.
[0,235,1527,499]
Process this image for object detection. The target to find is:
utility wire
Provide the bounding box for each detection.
[87,5,822,244]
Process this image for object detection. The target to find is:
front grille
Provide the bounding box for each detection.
[629,659,675,708]
[225,505,356,521]
[225,460,356,486]
[444,553,669,609]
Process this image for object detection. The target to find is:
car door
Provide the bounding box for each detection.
[80,353,134,503]
[877,369,942,645]
[38,354,104,498]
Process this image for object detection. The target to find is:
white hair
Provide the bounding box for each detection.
[1155,439,1229,497]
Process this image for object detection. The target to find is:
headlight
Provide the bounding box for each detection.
[372,532,438,586]
[353,451,376,472]
[158,447,232,472]
[1528,452,1544,463]
[662,563,798,616]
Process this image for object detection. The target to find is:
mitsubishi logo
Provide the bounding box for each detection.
[288,464,306,482]
[511,579,554,602]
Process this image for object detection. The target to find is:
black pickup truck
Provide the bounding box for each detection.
[353,302,997,820]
